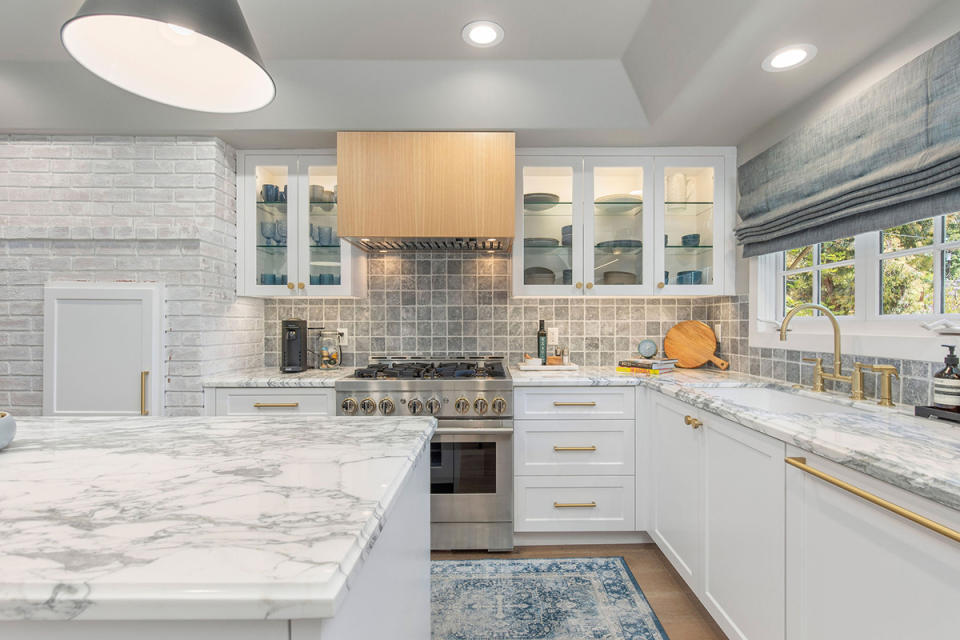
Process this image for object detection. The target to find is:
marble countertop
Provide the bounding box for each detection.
[202,367,352,388]
[511,366,960,511]
[0,414,437,621]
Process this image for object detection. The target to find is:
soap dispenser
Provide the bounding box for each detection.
[933,344,960,411]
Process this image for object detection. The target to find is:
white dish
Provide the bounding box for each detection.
[0,411,15,450]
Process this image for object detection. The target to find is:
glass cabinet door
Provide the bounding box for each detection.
[247,155,297,295]
[585,158,655,294]
[514,159,582,295]
[299,157,348,295]
[656,157,724,294]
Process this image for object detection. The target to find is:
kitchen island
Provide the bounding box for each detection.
[0,414,436,640]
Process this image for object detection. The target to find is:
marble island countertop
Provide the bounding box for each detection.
[0,414,437,621]
[511,366,960,511]
[202,366,352,388]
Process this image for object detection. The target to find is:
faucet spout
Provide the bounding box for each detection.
[779,303,843,378]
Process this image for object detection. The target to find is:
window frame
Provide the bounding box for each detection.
[751,212,960,362]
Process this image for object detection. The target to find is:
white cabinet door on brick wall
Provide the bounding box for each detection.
[43,283,162,416]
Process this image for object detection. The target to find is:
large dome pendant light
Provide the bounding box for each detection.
[61,0,275,113]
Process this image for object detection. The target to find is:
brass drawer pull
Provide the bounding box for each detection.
[684,415,702,429]
[253,402,300,408]
[140,371,149,416]
[785,457,960,544]
[554,446,597,452]
[553,501,597,508]
[554,401,597,407]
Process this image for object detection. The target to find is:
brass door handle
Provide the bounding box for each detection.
[140,371,149,416]
[684,415,702,429]
[286,282,295,290]
[554,502,597,508]
[785,457,960,544]
[253,402,300,408]
[575,282,583,289]
[554,401,597,407]
[298,281,305,289]
[586,282,594,289]
[554,446,597,452]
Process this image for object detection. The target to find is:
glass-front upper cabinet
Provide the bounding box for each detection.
[655,157,725,295]
[513,159,583,296]
[585,158,654,295]
[239,152,364,297]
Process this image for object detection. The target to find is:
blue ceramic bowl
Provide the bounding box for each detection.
[681,233,701,247]
[676,270,703,284]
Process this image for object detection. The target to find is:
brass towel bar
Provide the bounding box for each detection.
[553,502,597,508]
[253,402,300,408]
[785,457,960,544]
[553,446,597,452]
[554,401,597,407]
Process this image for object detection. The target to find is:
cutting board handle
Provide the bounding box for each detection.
[708,355,730,370]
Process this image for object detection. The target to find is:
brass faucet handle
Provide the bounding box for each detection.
[867,364,899,407]
[802,357,823,368]
[867,364,900,377]
[801,357,826,392]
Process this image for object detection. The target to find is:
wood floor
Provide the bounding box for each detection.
[432,543,728,640]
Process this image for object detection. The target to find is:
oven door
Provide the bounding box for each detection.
[430,420,513,524]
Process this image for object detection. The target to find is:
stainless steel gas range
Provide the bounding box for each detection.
[335,355,513,552]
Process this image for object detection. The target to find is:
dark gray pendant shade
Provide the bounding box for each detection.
[61,0,275,113]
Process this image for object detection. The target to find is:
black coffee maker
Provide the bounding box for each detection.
[281,319,308,373]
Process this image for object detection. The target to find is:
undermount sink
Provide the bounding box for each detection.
[704,387,863,415]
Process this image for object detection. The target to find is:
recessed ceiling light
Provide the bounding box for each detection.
[61,0,275,113]
[462,21,504,48]
[762,44,817,72]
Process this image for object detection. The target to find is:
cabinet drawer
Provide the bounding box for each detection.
[215,388,334,416]
[515,475,636,532]
[515,420,635,476]
[515,387,635,420]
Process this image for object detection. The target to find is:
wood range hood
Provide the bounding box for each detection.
[337,131,515,252]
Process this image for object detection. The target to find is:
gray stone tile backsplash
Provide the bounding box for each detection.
[262,252,941,407]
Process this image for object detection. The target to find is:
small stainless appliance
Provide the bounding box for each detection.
[280,319,308,373]
[336,355,513,551]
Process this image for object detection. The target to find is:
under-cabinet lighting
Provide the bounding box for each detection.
[762,44,817,72]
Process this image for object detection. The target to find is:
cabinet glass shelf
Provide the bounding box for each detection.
[594,245,643,256]
[665,202,714,216]
[665,245,713,256]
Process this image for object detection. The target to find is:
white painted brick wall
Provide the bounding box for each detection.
[0,135,263,417]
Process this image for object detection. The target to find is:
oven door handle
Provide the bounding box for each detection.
[435,427,514,436]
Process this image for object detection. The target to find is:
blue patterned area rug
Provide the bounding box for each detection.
[431,557,669,640]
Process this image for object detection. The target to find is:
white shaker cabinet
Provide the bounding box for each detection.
[785,446,960,640]
[649,392,703,586]
[43,283,163,416]
[702,413,785,640]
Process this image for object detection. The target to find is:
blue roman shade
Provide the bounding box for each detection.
[735,30,960,257]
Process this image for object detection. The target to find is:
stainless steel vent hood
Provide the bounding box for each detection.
[337,132,515,251]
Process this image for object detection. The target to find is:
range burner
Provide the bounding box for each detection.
[352,356,506,380]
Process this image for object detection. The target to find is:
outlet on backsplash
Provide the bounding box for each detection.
[339,328,350,346]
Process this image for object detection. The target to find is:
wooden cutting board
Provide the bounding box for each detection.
[663,320,729,370]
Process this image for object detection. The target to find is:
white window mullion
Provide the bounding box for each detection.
[858,231,878,323]
[934,215,945,314]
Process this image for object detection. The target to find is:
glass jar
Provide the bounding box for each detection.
[316,329,342,369]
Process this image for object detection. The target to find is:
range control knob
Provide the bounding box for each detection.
[454,397,471,415]
[407,398,423,415]
[379,398,395,415]
[474,398,488,415]
[491,397,507,415]
[426,398,441,416]
[359,397,376,415]
[341,397,358,416]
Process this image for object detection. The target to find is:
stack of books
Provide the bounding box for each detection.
[616,358,678,375]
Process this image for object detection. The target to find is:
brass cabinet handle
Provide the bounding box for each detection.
[657,282,665,289]
[140,371,149,416]
[554,502,597,508]
[554,445,597,452]
[684,415,702,429]
[298,281,305,289]
[253,402,300,408]
[286,282,295,290]
[575,282,583,289]
[586,282,594,289]
[554,401,597,407]
[785,457,960,544]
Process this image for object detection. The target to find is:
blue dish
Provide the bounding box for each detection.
[596,239,643,248]
[681,233,701,247]
[676,270,703,284]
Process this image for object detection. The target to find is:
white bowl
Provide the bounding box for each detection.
[0,412,15,450]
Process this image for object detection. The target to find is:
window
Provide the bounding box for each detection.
[770,212,960,322]
[779,238,855,317]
